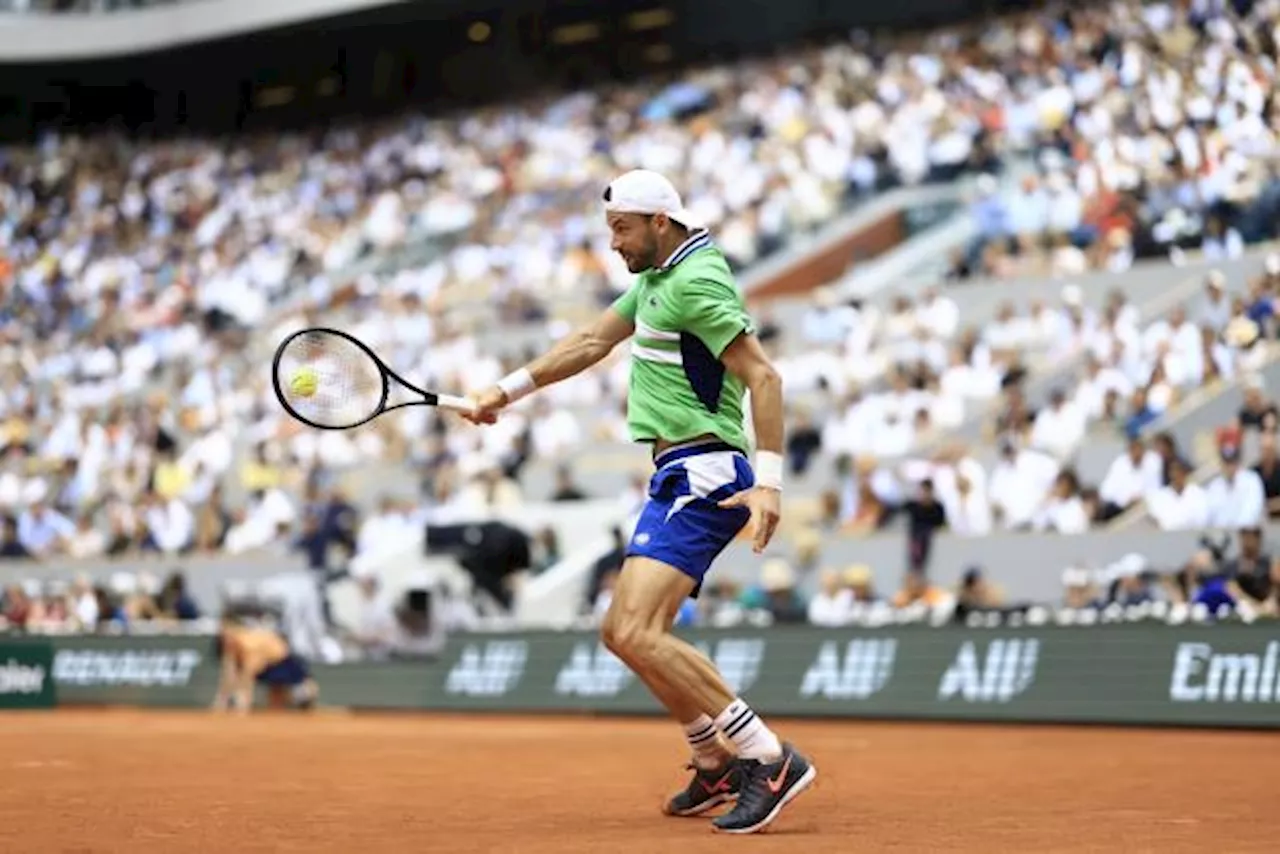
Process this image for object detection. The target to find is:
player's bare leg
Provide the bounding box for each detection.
[603,556,816,830]
[603,555,811,821]
[602,566,731,739]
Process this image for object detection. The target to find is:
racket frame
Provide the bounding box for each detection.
[271,326,474,430]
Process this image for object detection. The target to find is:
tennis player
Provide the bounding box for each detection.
[211,613,319,714]
[463,169,816,834]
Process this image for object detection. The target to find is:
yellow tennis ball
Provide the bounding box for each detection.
[290,367,319,398]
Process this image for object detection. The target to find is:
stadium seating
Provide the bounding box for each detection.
[4,0,1280,643]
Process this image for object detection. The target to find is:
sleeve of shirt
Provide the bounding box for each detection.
[679,276,755,358]
[609,281,641,322]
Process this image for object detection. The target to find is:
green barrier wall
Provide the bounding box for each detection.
[33,626,1280,727]
[0,638,55,709]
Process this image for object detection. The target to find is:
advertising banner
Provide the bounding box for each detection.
[51,635,214,707]
[27,625,1280,728]
[0,638,55,710]
[431,625,1280,728]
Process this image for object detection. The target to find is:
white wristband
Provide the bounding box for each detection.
[754,450,784,491]
[496,368,536,404]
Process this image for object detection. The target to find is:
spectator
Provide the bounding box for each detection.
[902,478,947,571]
[318,487,360,565]
[1146,458,1210,531]
[549,465,589,502]
[582,526,625,612]
[157,571,201,621]
[842,479,888,536]
[1124,388,1160,437]
[785,410,823,476]
[68,575,99,631]
[988,438,1059,530]
[389,588,447,660]
[1034,469,1090,534]
[1098,436,1164,521]
[0,516,31,559]
[1205,444,1266,529]
[1222,528,1278,618]
[842,564,878,605]
[936,465,992,537]
[1199,271,1232,333]
[1106,556,1157,607]
[916,287,959,341]
[891,569,953,611]
[353,496,417,567]
[192,484,231,552]
[1061,567,1101,610]
[1236,375,1278,432]
[1254,432,1280,519]
[1151,431,1190,486]
[742,559,806,624]
[17,501,73,558]
[350,571,399,659]
[807,568,854,627]
[531,527,561,574]
[140,491,195,555]
[1029,388,1087,461]
[457,465,523,510]
[1167,548,1221,608]
[2,583,32,628]
[66,513,107,559]
[292,512,332,575]
[953,567,1004,622]
[790,527,822,576]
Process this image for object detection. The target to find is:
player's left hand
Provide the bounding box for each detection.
[719,486,781,554]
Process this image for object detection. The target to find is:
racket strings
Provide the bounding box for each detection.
[277,331,385,429]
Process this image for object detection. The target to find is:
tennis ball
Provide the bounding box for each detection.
[290,367,319,398]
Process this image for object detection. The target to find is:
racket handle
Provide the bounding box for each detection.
[433,393,476,414]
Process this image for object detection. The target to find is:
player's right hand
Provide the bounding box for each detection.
[458,386,505,425]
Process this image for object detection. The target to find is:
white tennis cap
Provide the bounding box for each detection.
[602,169,701,230]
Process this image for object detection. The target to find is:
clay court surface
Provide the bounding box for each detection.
[0,711,1274,853]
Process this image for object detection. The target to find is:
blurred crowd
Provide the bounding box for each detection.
[581,524,1280,631]
[3,0,1280,581]
[0,567,201,633]
[950,0,1280,282]
[583,521,1280,630]
[770,256,1274,542]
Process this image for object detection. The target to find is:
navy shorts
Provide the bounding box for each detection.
[626,440,753,596]
[256,654,310,687]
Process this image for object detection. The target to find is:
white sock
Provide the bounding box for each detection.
[714,698,782,762]
[683,714,726,766]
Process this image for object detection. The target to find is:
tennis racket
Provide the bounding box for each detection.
[272,327,475,430]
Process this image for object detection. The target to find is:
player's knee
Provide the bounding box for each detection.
[600,611,632,658]
[601,613,661,666]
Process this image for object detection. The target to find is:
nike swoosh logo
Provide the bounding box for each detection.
[765,755,793,794]
[700,772,734,794]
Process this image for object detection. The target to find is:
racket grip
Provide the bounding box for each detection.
[433,394,477,414]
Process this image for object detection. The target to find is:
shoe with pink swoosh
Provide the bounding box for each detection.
[711,743,816,834]
[663,759,742,817]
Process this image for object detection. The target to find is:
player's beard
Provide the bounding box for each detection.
[627,231,660,272]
